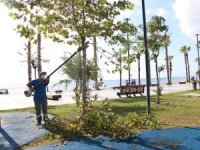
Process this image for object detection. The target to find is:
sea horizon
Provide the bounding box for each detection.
[0,76,188,94]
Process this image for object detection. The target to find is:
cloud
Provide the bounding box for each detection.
[146,8,168,17]
[173,0,200,38]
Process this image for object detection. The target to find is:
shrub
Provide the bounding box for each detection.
[45,103,159,140]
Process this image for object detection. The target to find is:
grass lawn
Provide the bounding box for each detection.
[44,89,200,129]
[1,90,199,128]
[1,89,200,148]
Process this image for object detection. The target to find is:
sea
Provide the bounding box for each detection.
[0,76,186,94]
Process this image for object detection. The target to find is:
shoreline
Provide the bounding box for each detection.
[0,82,196,110]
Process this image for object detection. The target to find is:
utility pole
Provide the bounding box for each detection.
[126,18,131,86]
[142,0,151,116]
[195,34,200,88]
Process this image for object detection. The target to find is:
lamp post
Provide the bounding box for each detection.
[141,0,151,116]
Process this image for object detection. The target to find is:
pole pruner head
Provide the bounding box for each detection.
[24,90,32,97]
[77,41,89,52]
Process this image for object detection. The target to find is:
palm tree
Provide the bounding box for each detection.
[158,65,165,95]
[147,16,168,104]
[168,55,174,84]
[135,41,144,85]
[18,42,32,82]
[180,45,190,82]
[37,33,42,76]
[27,41,32,82]
[61,54,97,99]
[93,35,100,90]
[162,33,171,84]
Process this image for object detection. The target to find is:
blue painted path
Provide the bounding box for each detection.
[29,127,200,150]
[1,112,200,150]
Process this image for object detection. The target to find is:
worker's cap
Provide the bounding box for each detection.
[39,72,47,77]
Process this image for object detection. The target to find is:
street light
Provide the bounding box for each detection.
[141,0,151,116]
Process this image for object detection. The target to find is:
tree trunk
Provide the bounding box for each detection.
[37,33,42,76]
[165,46,170,84]
[184,54,188,82]
[137,53,141,85]
[148,52,151,85]
[120,49,122,87]
[169,61,172,84]
[93,36,99,90]
[81,38,87,102]
[186,54,190,82]
[155,57,160,104]
[28,41,32,82]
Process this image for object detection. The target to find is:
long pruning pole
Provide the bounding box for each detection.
[27,42,89,93]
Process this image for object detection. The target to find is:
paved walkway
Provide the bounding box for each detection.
[1,112,200,150]
[0,83,194,110]
[0,112,50,150]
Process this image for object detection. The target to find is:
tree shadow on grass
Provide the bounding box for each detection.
[111,96,147,103]
[110,105,161,116]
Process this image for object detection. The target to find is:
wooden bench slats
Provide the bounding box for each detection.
[116,85,145,98]
[47,94,62,100]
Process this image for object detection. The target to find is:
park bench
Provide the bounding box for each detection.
[150,84,157,87]
[178,81,186,84]
[54,90,63,94]
[114,85,145,98]
[47,94,62,100]
[0,89,8,94]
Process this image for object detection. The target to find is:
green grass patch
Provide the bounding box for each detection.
[2,89,200,148]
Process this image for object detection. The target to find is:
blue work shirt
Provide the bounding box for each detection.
[29,79,48,101]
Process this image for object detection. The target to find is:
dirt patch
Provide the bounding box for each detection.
[183,93,200,97]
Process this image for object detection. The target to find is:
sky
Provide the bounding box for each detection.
[0,0,200,89]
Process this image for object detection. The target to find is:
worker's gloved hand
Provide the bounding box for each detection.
[29,87,35,92]
[46,76,50,84]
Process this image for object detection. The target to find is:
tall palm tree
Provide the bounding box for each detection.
[168,55,174,84]
[147,16,168,104]
[18,42,32,82]
[37,33,42,76]
[162,33,171,84]
[27,41,32,82]
[135,33,145,85]
[180,45,190,82]
[93,35,100,90]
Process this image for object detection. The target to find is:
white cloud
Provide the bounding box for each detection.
[146,7,168,17]
[173,0,200,38]
[156,8,167,16]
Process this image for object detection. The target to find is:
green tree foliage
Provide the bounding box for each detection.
[1,0,136,112]
[61,54,97,95]
[147,15,168,104]
[108,18,137,76]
